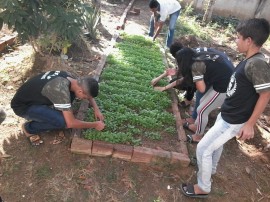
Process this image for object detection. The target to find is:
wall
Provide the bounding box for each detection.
[181,0,270,21]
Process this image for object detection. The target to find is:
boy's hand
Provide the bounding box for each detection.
[237,124,254,140]
[95,121,105,131]
[166,68,176,76]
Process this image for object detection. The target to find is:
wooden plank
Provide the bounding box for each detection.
[159,46,189,157]
[116,0,136,30]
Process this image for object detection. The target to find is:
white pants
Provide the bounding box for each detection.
[196,113,244,193]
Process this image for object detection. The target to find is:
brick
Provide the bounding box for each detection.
[92,141,114,157]
[112,144,133,161]
[151,149,171,166]
[70,137,92,155]
[171,152,190,167]
[131,146,153,163]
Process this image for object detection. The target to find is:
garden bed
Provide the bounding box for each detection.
[70,33,189,167]
[83,34,182,153]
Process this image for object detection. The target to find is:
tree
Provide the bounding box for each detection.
[202,0,216,23]
[0,0,99,54]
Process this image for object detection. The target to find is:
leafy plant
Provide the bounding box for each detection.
[0,0,98,54]
[83,35,176,145]
[83,4,101,40]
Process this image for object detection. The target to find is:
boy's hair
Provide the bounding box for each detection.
[149,0,159,9]
[175,47,196,84]
[236,18,270,47]
[170,41,184,58]
[78,77,99,97]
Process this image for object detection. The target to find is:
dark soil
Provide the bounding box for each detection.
[1,0,270,201]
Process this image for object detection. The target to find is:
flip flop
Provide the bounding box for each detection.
[27,135,44,146]
[22,123,43,146]
[180,183,208,198]
[183,122,196,133]
[186,134,199,144]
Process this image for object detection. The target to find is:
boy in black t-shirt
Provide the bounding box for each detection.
[181,18,270,198]
[11,71,105,146]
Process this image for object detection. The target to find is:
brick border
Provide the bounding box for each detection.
[70,0,191,167]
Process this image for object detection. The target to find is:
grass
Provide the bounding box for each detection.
[177,4,270,48]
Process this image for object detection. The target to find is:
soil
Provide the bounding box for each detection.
[1,0,270,201]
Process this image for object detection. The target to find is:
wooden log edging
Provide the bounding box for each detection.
[116,0,136,30]
[159,47,189,156]
[70,0,191,167]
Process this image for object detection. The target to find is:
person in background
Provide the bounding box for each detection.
[11,71,105,146]
[175,46,234,143]
[153,41,234,144]
[181,18,270,198]
[151,41,196,109]
[148,0,181,48]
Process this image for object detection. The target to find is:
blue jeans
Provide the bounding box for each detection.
[192,91,204,120]
[196,113,244,193]
[22,105,66,134]
[149,9,181,47]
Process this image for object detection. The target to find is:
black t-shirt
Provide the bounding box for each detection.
[192,48,234,93]
[11,71,76,116]
[221,53,270,124]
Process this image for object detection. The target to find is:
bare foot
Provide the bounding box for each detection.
[191,134,202,142]
[194,184,209,195]
[187,123,197,132]
[181,117,195,124]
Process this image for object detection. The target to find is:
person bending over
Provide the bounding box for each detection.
[11,71,105,146]
[148,0,181,48]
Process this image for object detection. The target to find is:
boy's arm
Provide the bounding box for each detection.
[88,96,104,121]
[154,77,184,92]
[195,80,206,93]
[238,91,270,140]
[153,21,164,41]
[62,110,105,130]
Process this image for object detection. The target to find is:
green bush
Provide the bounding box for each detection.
[0,0,100,54]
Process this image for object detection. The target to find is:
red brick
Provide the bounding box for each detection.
[70,137,92,155]
[151,149,171,165]
[92,141,114,157]
[131,146,153,163]
[112,144,133,161]
[171,152,190,167]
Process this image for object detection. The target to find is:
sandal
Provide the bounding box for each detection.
[186,134,199,144]
[27,135,44,146]
[22,123,43,146]
[180,183,208,198]
[183,122,196,132]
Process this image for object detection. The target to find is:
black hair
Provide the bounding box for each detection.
[175,47,196,84]
[78,77,99,97]
[170,41,184,58]
[149,0,159,9]
[236,18,270,47]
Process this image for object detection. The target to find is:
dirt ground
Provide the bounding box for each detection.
[1,0,270,201]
